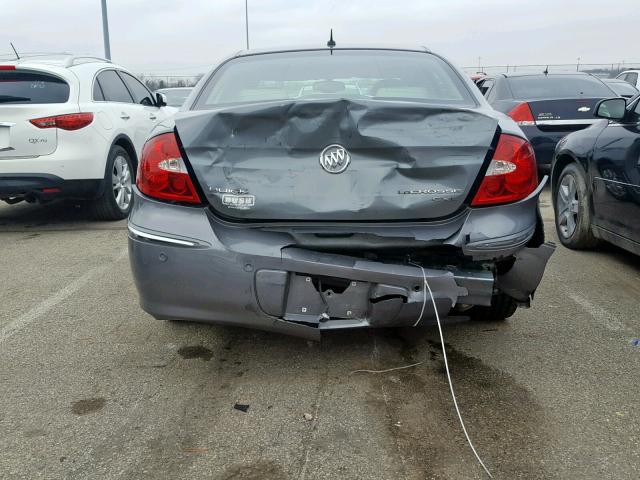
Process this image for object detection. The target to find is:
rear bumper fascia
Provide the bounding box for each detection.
[128,234,496,340]
[0,173,102,201]
[0,124,110,180]
[127,182,553,338]
[520,125,590,168]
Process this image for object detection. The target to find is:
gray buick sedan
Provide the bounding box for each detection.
[127,46,554,340]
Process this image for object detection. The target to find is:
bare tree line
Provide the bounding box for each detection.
[137,74,204,91]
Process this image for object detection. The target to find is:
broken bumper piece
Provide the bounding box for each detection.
[263,247,481,330]
[129,240,489,340]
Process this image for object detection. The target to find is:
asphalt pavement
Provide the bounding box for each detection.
[0,190,639,479]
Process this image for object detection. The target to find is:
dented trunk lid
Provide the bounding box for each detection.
[176,99,499,221]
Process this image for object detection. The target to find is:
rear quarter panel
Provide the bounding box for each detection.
[552,121,607,186]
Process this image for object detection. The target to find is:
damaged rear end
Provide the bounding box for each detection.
[128,47,554,339]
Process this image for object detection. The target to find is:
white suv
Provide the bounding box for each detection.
[0,54,175,220]
[616,70,640,90]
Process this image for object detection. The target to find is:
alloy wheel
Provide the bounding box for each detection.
[112,155,132,211]
[557,173,579,238]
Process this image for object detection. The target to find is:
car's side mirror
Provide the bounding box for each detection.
[595,97,626,120]
[155,92,167,107]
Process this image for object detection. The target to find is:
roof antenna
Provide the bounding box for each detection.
[543,65,549,75]
[327,29,336,54]
[10,42,20,60]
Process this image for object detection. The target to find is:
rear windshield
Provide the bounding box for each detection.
[507,75,613,100]
[0,71,70,104]
[194,50,475,109]
[607,81,638,97]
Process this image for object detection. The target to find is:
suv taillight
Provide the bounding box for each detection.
[507,102,535,126]
[471,134,538,207]
[30,113,94,131]
[137,132,201,204]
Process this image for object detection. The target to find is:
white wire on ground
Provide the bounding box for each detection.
[412,262,494,479]
[350,361,425,375]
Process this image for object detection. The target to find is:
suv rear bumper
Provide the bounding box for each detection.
[128,184,554,339]
[0,174,101,202]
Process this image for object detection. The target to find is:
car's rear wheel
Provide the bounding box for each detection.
[553,163,599,249]
[469,294,517,322]
[90,145,134,221]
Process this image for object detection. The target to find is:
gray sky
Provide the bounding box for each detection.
[1,0,638,74]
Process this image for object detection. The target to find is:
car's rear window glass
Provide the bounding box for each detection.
[609,81,638,97]
[119,72,154,106]
[0,71,70,104]
[96,70,133,103]
[507,75,614,99]
[195,50,475,108]
[93,80,104,101]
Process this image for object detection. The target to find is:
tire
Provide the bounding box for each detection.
[553,163,599,249]
[89,145,134,221]
[469,294,517,322]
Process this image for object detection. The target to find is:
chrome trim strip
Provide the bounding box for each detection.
[127,225,196,246]
[594,176,640,188]
[606,122,640,127]
[535,119,599,126]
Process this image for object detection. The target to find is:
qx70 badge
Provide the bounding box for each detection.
[319,144,351,173]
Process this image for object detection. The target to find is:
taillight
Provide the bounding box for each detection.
[0,65,16,70]
[30,113,93,131]
[471,134,538,207]
[137,132,201,204]
[507,102,535,126]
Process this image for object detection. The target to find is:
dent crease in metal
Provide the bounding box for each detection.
[175,99,499,221]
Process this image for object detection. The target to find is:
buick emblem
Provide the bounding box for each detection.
[319,144,351,174]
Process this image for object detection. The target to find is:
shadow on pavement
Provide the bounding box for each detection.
[554,237,640,273]
[0,199,126,231]
[593,241,640,269]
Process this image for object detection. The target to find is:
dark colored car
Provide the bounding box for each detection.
[127,46,555,340]
[552,96,640,255]
[602,78,639,99]
[477,73,616,170]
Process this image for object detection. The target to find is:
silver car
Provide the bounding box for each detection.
[154,87,193,108]
[128,46,555,340]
